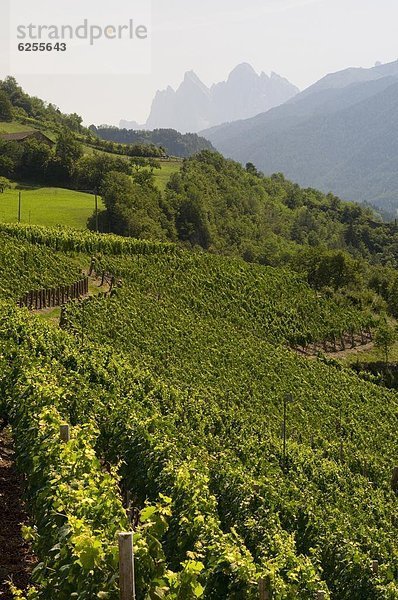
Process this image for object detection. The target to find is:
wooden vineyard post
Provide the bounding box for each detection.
[60,306,66,328]
[60,424,70,443]
[316,592,326,600]
[258,577,270,599]
[371,560,379,576]
[118,532,136,600]
[391,466,398,493]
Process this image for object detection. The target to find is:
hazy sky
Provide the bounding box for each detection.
[1,0,398,125]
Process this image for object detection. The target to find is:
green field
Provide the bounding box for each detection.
[83,145,182,192]
[0,159,180,230]
[0,121,35,134]
[154,159,182,190]
[0,186,103,229]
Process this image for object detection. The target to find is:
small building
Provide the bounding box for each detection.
[0,131,55,146]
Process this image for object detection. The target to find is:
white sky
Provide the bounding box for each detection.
[1,0,398,126]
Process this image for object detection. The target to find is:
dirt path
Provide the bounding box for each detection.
[295,339,374,360]
[0,423,35,599]
[327,340,374,359]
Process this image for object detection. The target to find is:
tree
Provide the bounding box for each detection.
[0,140,21,177]
[297,249,359,290]
[0,91,13,121]
[19,138,52,180]
[76,152,131,190]
[62,112,83,132]
[0,77,33,115]
[55,129,83,179]
[99,171,168,240]
[0,177,11,192]
[246,162,261,177]
[375,318,397,365]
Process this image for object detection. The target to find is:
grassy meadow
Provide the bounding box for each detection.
[0,124,181,228]
[154,159,182,191]
[0,156,180,229]
[0,121,35,133]
[0,186,103,229]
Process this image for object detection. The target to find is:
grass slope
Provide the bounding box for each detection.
[154,159,182,191]
[0,187,104,229]
[0,121,35,134]
[82,144,181,192]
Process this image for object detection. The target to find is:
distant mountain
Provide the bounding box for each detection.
[121,64,299,134]
[119,119,142,130]
[91,126,214,158]
[203,60,398,215]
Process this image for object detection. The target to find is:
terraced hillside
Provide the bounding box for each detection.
[0,226,398,599]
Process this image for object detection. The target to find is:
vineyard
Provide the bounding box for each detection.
[1,225,398,599]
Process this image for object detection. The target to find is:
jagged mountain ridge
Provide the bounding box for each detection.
[203,59,398,215]
[120,63,299,133]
